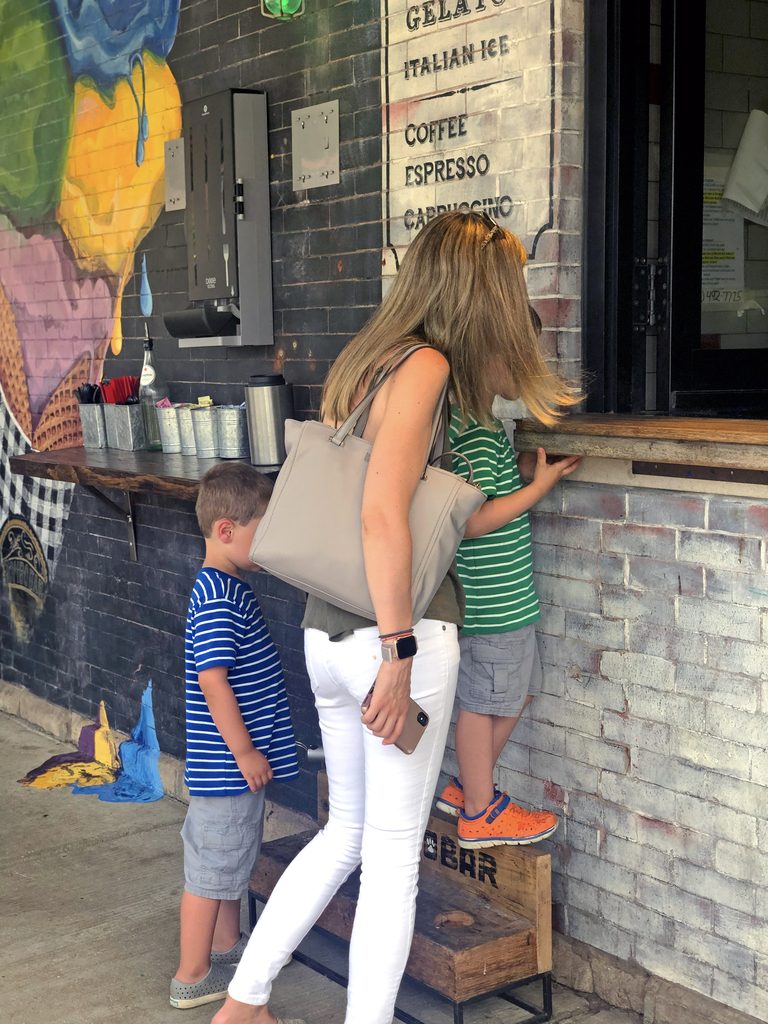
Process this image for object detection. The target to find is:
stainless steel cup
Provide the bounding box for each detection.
[78,404,107,448]
[192,406,219,458]
[244,375,294,468]
[216,405,249,459]
[177,405,197,456]
[156,406,182,454]
[103,404,146,451]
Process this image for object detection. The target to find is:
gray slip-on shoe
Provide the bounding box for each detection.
[169,964,236,1009]
[210,932,249,965]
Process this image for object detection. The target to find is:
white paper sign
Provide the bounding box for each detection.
[702,159,745,307]
[380,0,555,277]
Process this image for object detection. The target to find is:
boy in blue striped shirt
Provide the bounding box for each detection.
[171,463,299,1010]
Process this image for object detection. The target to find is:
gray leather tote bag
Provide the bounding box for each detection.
[249,346,486,621]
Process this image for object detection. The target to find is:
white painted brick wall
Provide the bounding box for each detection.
[672,859,756,915]
[433,3,768,1014]
[443,476,768,1019]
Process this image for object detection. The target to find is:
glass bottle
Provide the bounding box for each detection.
[139,325,169,451]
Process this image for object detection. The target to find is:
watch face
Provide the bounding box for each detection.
[396,634,418,659]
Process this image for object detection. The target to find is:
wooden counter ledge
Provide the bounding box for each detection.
[9,447,250,502]
[515,415,768,472]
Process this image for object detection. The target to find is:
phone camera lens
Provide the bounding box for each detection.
[417,712,428,726]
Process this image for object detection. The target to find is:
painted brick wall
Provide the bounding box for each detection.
[0,0,386,816]
[442,482,768,1019]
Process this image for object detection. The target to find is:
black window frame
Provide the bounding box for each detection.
[584,0,768,417]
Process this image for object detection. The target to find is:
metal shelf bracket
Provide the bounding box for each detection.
[83,486,137,561]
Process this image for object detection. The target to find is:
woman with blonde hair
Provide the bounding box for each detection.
[214,211,579,1024]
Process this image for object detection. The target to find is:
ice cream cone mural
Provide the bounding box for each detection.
[0,0,181,639]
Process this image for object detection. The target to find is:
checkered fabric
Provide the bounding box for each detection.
[0,391,74,575]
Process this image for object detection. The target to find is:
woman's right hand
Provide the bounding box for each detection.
[361,658,413,745]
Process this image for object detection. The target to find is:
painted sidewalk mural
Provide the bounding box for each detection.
[0,0,181,639]
[19,681,164,803]
[19,699,120,789]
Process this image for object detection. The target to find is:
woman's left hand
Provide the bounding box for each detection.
[362,659,413,745]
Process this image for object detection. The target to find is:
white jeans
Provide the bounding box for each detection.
[228,618,459,1023]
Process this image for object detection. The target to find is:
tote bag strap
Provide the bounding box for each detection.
[331,345,448,469]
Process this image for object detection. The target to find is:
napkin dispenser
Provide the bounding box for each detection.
[163,89,273,348]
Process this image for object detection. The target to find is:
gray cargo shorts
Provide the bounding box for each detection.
[457,624,542,717]
[181,789,266,901]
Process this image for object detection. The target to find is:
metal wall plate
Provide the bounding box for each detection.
[291,101,339,190]
[164,138,186,211]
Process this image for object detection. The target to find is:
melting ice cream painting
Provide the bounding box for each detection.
[19,699,120,789]
[19,681,164,803]
[0,0,181,638]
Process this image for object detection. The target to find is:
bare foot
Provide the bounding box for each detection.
[211,995,277,1024]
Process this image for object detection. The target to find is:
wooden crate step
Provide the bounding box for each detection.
[250,815,552,1004]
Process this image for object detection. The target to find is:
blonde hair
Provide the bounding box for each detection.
[322,211,581,427]
[196,463,273,537]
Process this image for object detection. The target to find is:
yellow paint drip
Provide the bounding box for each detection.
[22,759,119,789]
[57,53,181,280]
[20,701,120,790]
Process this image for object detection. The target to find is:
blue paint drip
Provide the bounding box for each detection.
[51,0,181,93]
[140,254,153,317]
[127,55,148,167]
[72,682,164,803]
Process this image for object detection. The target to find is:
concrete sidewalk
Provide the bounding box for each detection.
[0,711,638,1024]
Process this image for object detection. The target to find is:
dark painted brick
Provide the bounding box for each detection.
[181,0,218,31]
[171,27,202,60]
[283,203,332,233]
[329,3,357,33]
[200,11,240,45]
[331,193,381,225]
[282,307,330,333]
[306,60,350,96]
[282,357,333,384]
[329,305,375,333]
[310,226,361,255]
[330,22,380,60]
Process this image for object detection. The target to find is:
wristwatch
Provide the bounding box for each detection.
[381,633,418,662]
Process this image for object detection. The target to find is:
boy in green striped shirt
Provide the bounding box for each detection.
[437,392,580,850]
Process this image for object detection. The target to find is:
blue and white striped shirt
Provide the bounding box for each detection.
[184,568,299,796]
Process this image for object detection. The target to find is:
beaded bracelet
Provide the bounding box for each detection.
[378,622,415,638]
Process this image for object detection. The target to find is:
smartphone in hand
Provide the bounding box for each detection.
[361,685,429,755]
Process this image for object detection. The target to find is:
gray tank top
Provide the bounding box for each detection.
[301,564,465,641]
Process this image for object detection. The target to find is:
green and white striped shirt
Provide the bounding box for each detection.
[449,408,540,635]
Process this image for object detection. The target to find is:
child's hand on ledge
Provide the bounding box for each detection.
[521,448,582,493]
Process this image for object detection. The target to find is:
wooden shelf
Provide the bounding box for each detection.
[9,447,249,502]
[9,448,268,561]
[515,415,768,472]
[519,414,768,445]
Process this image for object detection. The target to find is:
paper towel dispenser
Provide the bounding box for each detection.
[163,89,273,348]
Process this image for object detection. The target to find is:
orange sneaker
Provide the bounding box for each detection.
[436,776,464,816]
[457,792,558,849]
[436,778,504,817]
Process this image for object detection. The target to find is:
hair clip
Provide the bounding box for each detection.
[477,210,501,250]
[480,223,500,250]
